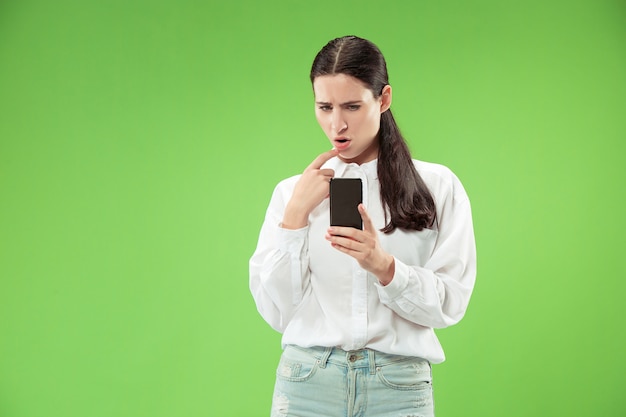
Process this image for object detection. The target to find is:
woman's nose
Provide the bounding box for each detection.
[331,110,347,134]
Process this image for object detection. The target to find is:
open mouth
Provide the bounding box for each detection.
[334,138,351,150]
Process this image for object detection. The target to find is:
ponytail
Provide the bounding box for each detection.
[377,110,436,233]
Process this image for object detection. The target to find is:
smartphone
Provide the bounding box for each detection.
[330,178,363,230]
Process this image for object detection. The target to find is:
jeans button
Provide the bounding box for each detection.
[349,354,357,362]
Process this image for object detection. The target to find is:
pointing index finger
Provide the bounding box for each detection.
[306,148,339,171]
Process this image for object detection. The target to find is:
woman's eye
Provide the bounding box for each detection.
[347,105,360,111]
[319,105,332,111]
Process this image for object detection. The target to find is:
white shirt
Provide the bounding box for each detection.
[249,157,476,363]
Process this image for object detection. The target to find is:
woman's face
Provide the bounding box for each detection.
[313,74,391,165]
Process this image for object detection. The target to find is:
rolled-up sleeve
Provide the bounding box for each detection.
[375,174,476,329]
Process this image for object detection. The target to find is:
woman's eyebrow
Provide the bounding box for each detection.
[315,100,363,105]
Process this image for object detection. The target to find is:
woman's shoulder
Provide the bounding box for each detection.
[413,159,456,181]
[276,172,304,188]
[271,173,301,196]
[412,159,469,202]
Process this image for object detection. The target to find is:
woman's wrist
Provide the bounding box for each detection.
[375,255,395,286]
[281,202,310,230]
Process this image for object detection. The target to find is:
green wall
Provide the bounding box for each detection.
[1,1,624,416]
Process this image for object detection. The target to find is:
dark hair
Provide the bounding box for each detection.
[310,36,436,232]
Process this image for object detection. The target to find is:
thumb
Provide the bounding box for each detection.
[358,204,375,232]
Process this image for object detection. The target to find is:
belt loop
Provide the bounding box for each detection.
[368,349,376,375]
[318,347,333,369]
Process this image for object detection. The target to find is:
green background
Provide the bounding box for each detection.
[1,0,624,416]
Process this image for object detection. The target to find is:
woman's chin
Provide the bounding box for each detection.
[338,151,358,162]
[338,148,377,165]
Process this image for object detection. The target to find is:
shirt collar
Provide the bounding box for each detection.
[322,157,379,180]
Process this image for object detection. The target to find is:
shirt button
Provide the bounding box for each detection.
[349,354,357,362]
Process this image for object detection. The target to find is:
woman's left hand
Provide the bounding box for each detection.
[325,204,395,285]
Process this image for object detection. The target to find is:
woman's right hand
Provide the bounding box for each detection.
[281,148,338,229]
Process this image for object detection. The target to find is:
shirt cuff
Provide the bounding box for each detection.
[277,224,309,306]
[277,223,309,255]
[376,257,410,303]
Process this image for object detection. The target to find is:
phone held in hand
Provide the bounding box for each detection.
[330,178,363,230]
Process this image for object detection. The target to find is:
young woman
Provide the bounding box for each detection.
[250,35,476,417]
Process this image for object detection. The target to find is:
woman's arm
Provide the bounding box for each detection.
[326,169,476,329]
[249,179,311,332]
[375,196,476,329]
[249,149,338,332]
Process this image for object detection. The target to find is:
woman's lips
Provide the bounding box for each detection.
[334,138,351,151]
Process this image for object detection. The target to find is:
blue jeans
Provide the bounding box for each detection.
[271,345,435,417]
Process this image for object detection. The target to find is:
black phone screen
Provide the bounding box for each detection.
[329,178,363,229]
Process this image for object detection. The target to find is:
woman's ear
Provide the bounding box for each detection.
[380,85,392,113]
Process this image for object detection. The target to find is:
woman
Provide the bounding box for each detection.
[250,35,476,417]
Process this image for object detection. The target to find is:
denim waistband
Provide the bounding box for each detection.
[287,345,428,375]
